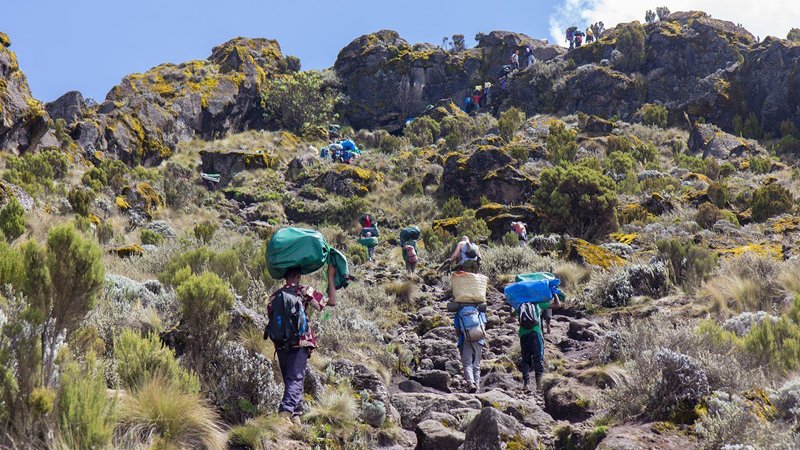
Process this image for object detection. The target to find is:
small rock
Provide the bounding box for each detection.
[399,379,425,393]
[411,369,451,393]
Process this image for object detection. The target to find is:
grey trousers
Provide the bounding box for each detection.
[460,340,483,386]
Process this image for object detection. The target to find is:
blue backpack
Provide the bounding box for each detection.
[266,288,308,349]
[458,306,486,342]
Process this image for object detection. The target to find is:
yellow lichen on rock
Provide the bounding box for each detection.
[135,182,164,218]
[610,233,638,245]
[564,238,625,269]
[717,243,782,260]
[116,196,131,210]
[109,244,145,258]
[771,216,800,234]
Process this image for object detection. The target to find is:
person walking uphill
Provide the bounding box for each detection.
[454,305,487,393]
[515,294,560,392]
[449,236,481,273]
[510,50,520,70]
[267,265,337,426]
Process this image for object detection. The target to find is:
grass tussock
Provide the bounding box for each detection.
[228,414,291,450]
[307,387,358,429]
[115,377,226,450]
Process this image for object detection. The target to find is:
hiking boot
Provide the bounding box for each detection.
[522,381,531,394]
[536,376,543,392]
[291,415,302,427]
[468,382,477,393]
[278,411,293,424]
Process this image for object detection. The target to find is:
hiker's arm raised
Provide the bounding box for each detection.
[448,243,462,261]
[327,265,337,306]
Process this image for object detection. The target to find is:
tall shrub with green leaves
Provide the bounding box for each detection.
[546,121,578,164]
[531,164,618,241]
[261,70,338,133]
[639,103,668,128]
[498,107,526,142]
[751,183,793,222]
[114,329,200,393]
[67,187,94,217]
[404,116,440,147]
[57,355,116,449]
[0,198,26,242]
[177,272,235,373]
[614,21,646,72]
[657,238,717,292]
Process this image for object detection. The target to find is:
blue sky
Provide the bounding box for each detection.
[1,0,560,102]
[4,1,793,102]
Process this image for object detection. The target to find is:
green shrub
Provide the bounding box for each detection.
[749,156,772,175]
[404,116,440,147]
[607,135,657,163]
[455,209,491,241]
[777,135,800,156]
[162,161,194,209]
[639,103,668,129]
[531,164,618,241]
[614,21,646,72]
[441,197,466,219]
[695,202,725,229]
[498,107,526,142]
[335,195,368,230]
[502,231,521,247]
[177,272,235,372]
[440,115,471,149]
[115,329,199,393]
[261,70,338,133]
[399,177,424,196]
[0,198,26,242]
[546,120,578,164]
[193,220,218,244]
[140,228,165,246]
[604,151,636,177]
[707,182,730,208]
[159,242,262,295]
[751,183,793,222]
[3,149,69,196]
[96,221,113,245]
[57,355,116,449]
[657,238,717,292]
[67,187,94,217]
[719,162,736,178]
[732,112,763,140]
[379,134,406,154]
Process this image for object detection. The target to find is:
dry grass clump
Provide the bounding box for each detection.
[384,280,416,304]
[115,377,226,450]
[553,261,593,294]
[307,387,358,429]
[228,414,291,450]
[700,254,787,318]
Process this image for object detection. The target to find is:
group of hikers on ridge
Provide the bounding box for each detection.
[264,218,562,427]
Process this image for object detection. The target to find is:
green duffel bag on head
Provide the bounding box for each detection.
[266,227,350,289]
[359,236,379,247]
[399,226,421,242]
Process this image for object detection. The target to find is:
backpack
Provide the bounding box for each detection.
[458,306,486,342]
[518,302,538,329]
[463,243,479,259]
[404,245,418,264]
[265,288,308,349]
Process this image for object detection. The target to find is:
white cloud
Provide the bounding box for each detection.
[549,0,800,46]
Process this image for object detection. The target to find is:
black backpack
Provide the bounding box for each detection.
[265,288,308,349]
[464,243,479,259]
[518,302,538,329]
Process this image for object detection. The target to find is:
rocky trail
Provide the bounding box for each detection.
[345,258,618,449]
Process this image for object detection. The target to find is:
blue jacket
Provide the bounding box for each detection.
[454,309,487,347]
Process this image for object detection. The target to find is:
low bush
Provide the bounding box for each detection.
[114,329,199,393]
[3,149,69,196]
[0,198,25,242]
[546,120,578,164]
[399,177,424,196]
[177,272,235,372]
[532,164,618,241]
[695,202,725,229]
[749,156,772,175]
[498,107,526,142]
[261,70,338,134]
[639,103,668,129]
[140,228,164,246]
[193,220,218,244]
[404,116,440,147]
[480,245,551,283]
[657,238,717,292]
[751,183,793,222]
[68,187,94,217]
[57,355,116,450]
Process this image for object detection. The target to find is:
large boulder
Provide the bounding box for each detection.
[391,392,481,430]
[314,164,383,197]
[415,420,465,450]
[333,30,563,130]
[330,359,400,423]
[440,147,536,208]
[71,37,291,165]
[475,202,539,240]
[45,91,86,126]
[199,149,278,187]
[210,342,282,423]
[687,122,759,159]
[463,407,539,450]
[0,33,58,153]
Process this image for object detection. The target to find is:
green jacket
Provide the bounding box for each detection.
[516,301,550,336]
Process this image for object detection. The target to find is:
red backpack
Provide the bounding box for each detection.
[404,245,418,264]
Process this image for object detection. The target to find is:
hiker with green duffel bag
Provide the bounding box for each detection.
[264,227,349,426]
[400,226,421,273]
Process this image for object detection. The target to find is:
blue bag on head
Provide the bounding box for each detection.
[504,277,563,310]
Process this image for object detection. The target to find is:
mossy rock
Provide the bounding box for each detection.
[716,243,783,260]
[563,238,625,269]
[116,196,131,210]
[109,244,145,258]
[432,217,462,235]
[0,32,10,48]
[618,203,655,225]
[610,232,638,245]
[769,215,800,234]
[135,182,164,218]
